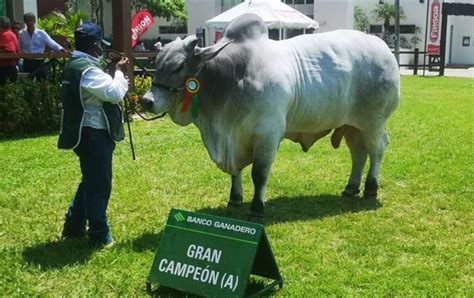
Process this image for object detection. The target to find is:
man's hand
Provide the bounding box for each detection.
[116,56,129,73]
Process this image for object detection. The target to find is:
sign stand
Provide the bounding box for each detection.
[147,208,283,297]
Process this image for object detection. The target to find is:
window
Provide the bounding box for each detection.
[268,29,280,40]
[369,25,383,33]
[159,25,188,34]
[287,29,304,38]
[286,0,313,4]
[222,0,243,11]
[400,25,416,34]
[381,25,416,34]
[462,36,470,47]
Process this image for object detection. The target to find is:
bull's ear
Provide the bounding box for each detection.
[183,35,199,53]
[194,37,233,62]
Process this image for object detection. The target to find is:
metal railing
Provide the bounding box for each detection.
[0,50,160,81]
[394,48,441,75]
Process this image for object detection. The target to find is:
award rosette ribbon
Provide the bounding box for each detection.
[182,77,200,118]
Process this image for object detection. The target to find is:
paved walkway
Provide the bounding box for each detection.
[400,67,474,78]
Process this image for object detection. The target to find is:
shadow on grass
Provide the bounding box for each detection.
[130,231,162,252]
[22,238,94,270]
[196,194,381,225]
[147,279,277,297]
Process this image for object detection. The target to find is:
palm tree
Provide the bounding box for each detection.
[372,3,406,34]
[354,5,369,32]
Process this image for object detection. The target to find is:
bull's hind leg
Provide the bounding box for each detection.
[363,130,390,199]
[227,171,243,208]
[343,127,368,197]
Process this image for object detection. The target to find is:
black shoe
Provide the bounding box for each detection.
[61,223,87,240]
[89,234,114,249]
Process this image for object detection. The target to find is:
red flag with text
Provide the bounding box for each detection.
[427,0,442,55]
[131,10,154,48]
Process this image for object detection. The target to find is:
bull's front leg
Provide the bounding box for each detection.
[249,138,279,222]
[227,171,243,207]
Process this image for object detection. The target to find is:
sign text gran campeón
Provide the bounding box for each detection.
[147,208,282,297]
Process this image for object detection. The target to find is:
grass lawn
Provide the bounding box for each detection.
[0,76,472,296]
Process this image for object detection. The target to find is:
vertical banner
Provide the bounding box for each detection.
[131,10,154,48]
[427,0,442,55]
[0,0,6,16]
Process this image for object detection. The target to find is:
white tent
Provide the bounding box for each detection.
[205,0,319,31]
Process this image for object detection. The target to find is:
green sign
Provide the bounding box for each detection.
[147,208,282,297]
[0,0,6,16]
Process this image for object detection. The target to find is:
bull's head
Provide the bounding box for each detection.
[140,35,232,125]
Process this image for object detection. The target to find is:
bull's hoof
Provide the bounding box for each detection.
[363,178,378,200]
[342,184,360,198]
[226,199,243,209]
[363,190,378,200]
[247,212,264,224]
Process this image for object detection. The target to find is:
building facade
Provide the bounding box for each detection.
[1,0,472,66]
[186,0,473,66]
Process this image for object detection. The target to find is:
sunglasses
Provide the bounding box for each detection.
[12,27,21,30]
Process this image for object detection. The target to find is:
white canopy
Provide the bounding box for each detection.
[206,0,319,30]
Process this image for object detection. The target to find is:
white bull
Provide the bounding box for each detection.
[141,13,399,221]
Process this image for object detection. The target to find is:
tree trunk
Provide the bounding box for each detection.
[383,18,390,33]
[90,0,97,23]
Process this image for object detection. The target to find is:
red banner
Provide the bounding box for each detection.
[427,44,440,55]
[429,1,440,42]
[131,10,154,48]
[427,0,441,55]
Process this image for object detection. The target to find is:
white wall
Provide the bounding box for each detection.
[314,0,354,32]
[187,0,220,46]
[22,0,37,16]
[448,15,474,65]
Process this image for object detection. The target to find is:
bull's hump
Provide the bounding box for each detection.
[223,13,268,42]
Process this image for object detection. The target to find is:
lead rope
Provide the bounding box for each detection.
[124,93,166,160]
[124,61,208,160]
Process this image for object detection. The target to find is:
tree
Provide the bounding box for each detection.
[372,3,406,34]
[37,10,90,48]
[67,0,187,23]
[131,0,187,22]
[410,26,422,49]
[354,5,369,32]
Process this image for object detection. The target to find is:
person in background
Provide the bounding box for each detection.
[58,22,129,248]
[0,16,19,84]
[134,41,146,51]
[18,12,65,80]
[153,36,162,51]
[11,20,23,71]
[11,20,23,38]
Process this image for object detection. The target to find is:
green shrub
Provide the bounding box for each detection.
[0,82,30,135]
[125,75,152,118]
[0,75,151,136]
[0,80,61,136]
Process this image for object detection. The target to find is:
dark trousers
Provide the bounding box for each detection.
[23,59,46,81]
[0,66,18,85]
[65,127,116,242]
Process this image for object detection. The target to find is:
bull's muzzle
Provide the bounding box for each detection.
[140,93,154,112]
